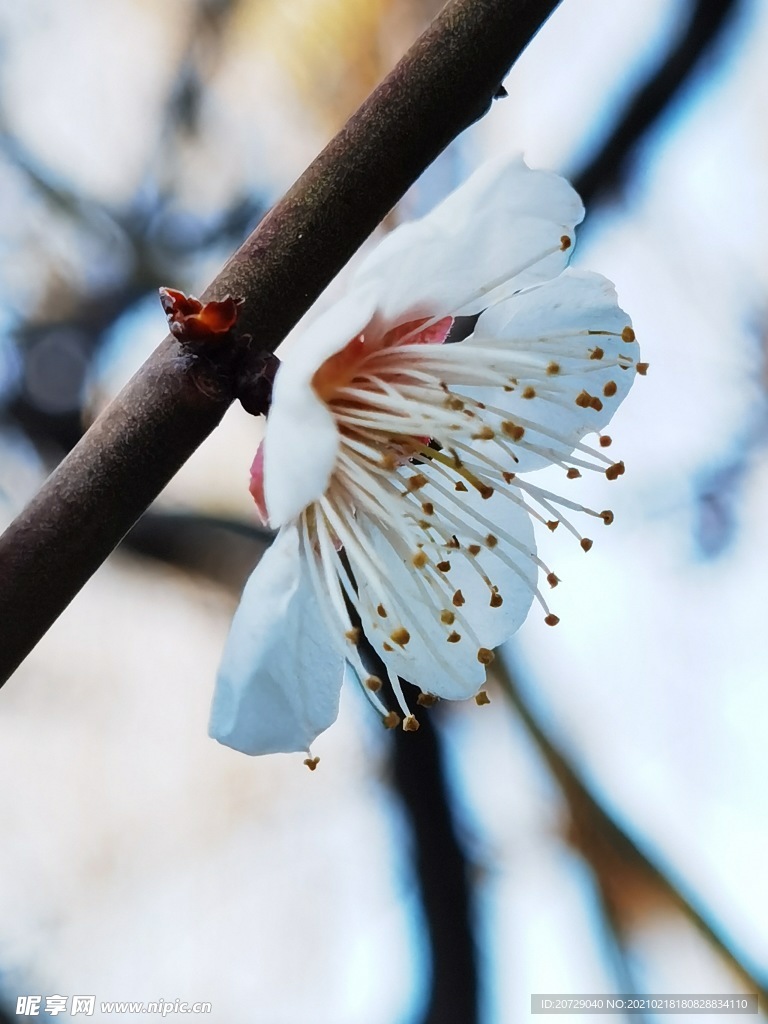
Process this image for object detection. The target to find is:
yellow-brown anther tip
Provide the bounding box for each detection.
[383,711,401,730]
[365,676,383,692]
[544,614,560,627]
[490,591,503,607]
[344,627,361,644]
[417,692,438,707]
[546,572,559,588]
[621,326,636,343]
[580,538,593,552]
[547,361,561,376]
[390,627,411,647]
[477,647,495,666]
[601,510,614,525]
[473,426,495,440]
[636,362,649,375]
[452,590,465,607]
[447,631,462,643]
[603,380,618,397]
[560,235,572,251]
[599,435,612,448]
[605,461,625,481]
[547,520,560,532]
[590,346,604,360]
[403,715,420,732]
[412,550,428,568]
[479,484,494,500]
[440,609,455,625]
[566,468,581,479]
[304,757,320,771]
[502,421,525,441]
[522,386,536,400]
[475,691,491,706]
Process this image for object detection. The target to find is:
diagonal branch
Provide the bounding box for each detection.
[495,661,768,1002]
[0,0,561,685]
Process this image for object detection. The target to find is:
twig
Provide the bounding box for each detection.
[495,661,768,1002]
[573,0,739,208]
[393,704,478,1024]
[0,0,561,684]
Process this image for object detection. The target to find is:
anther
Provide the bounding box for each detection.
[479,484,494,500]
[547,572,559,588]
[603,381,617,397]
[407,473,428,491]
[383,711,401,729]
[455,481,468,492]
[566,468,581,480]
[447,631,461,643]
[575,390,592,408]
[447,536,460,549]
[503,471,516,483]
[417,693,438,707]
[489,591,503,608]
[486,534,498,547]
[440,610,455,625]
[522,386,536,399]
[547,520,560,532]
[403,715,420,732]
[475,691,491,706]
[590,396,604,411]
[380,453,397,470]
[560,235,572,250]
[390,627,411,647]
[345,627,361,644]
[590,347,605,360]
[544,614,560,626]
[377,604,387,618]
[546,362,561,375]
[636,362,649,375]
[621,326,636,343]
[421,502,434,516]
[446,396,464,411]
[580,538,593,552]
[502,421,525,441]
[605,461,625,481]
[412,551,428,568]
[600,510,614,525]
[452,590,465,607]
[365,676,383,692]
[468,544,481,556]
[303,757,320,771]
[477,648,495,666]
[383,642,394,652]
[599,435,612,448]
[473,426,495,440]
[436,560,451,573]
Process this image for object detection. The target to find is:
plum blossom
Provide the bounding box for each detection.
[209,156,643,757]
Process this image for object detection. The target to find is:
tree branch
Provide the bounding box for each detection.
[0,0,561,685]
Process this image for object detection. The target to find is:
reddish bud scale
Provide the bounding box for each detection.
[159,287,241,345]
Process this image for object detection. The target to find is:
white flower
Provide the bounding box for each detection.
[210,156,642,757]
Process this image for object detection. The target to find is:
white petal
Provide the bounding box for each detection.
[263,287,379,525]
[463,269,638,471]
[353,156,584,322]
[210,525,344,755]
